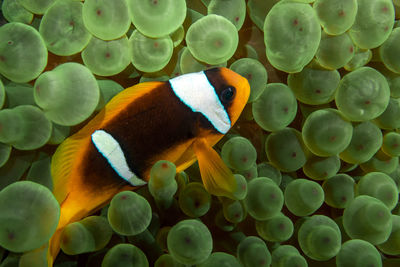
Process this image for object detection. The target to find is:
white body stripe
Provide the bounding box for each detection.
[169,71,231,134]
[91,130,147,186]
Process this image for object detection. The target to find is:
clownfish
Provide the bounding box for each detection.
[46,67,250,265]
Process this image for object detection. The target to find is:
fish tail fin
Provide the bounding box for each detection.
[47,227,63,267]
[48,135,133,266]
[47,125,97,266]
[47,192,93,266]
[50,129,92,202]
[47,189,89,266]
[47,184,134,266]
[45,127,85,265]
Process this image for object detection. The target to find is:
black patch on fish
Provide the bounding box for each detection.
[81,142,128,189]
[81,82,217,188]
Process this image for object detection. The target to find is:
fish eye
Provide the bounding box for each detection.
[220,86,236,104]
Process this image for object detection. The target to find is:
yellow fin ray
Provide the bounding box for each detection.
[86,81,163,131]
[51,135,90,203]
[193,138,237,199]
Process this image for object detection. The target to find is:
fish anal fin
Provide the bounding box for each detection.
[161,139,197,174]
[193,138,237,199]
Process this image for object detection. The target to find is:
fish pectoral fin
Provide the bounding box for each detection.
[193,138,237,199]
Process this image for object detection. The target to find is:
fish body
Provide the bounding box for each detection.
[47,67,250,265]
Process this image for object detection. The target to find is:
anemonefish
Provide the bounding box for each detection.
[46,67,250,265]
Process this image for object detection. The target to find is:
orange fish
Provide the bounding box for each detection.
[47,67,250,265]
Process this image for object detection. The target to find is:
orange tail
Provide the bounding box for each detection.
[47,182,133,266]
[46,120,134,265]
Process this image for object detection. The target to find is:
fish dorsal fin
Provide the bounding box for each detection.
[102,81,164,121]
[193,138,237,199]
[74,81,164,138]
[51,81,163,202]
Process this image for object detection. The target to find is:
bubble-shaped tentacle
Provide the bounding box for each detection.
[39,0,91,56]
[360,150,399,174]
[0,181,60,252]
[186,14,238,65]
[348,0,394,49]
[284,178,324,216]
[17,0,55,15]
[356,172,399,210]
[336,67,390,121]
[322,174,355,209]
[0,22,47,83]
[107,191,152,236]
[255,213,294,242]
[102,243,149,267]
[298,215,341,261]
[82,36,131,77]
[178,182,211,218]
[271,245,308,267]
[149,160,177,210]
[336,239,382,267]
[266,128,309,172]
[257,162,282,186]
[382,132,400,157]
[245,177,284,220]
[344,47,372,71]
[303,154,341,181]
[221,136,257,171]
[377,215,400,255]
[167,219,212,265]
[1,0,33,24]
[302,108,353,157]
[343,195,392,244]
[4,82,35,108]
[61,216,112,255]
[315,32,355,70]
[127,0,186,38]
[252,83,297,131]
[34,62,100,126]
[237,236,272,267]
[229,58,268,102]
[207,0,246,30]
[0,105,52,150]
[247,0,279,30]
[129,30,173,73]
[313,0,357,35]
[179,47,226,74]
[287,67,340,105]
[82,0,131,40]
[374,97,400,129]
[264,1,321,73]
[197,252,241,267]
[339,121,382,164]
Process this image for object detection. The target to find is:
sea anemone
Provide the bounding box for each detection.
[1,0,400,266]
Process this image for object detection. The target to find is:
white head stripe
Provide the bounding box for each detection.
[169,71,231,134]
[91,130,146,186]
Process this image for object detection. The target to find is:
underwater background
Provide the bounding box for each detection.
[1,0,400,266]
